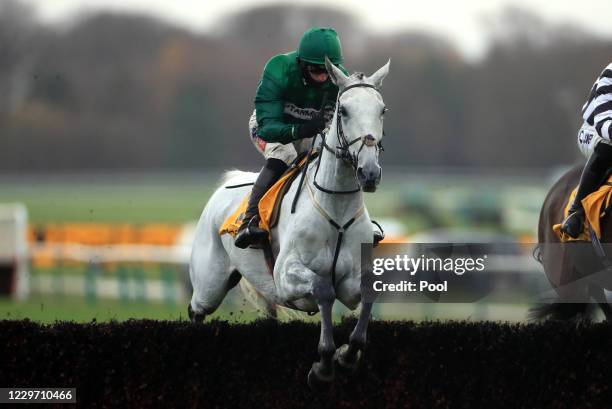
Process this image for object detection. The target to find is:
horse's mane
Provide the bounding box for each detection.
[350,72,366,81]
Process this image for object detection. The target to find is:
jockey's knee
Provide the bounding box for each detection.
[264,142,298,166]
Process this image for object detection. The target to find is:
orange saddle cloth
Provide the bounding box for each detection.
[219,155,310,239]
[552,175,612,242]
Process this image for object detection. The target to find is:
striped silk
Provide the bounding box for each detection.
[583,62,612,140]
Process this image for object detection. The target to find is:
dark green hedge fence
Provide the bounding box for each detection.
[1,319,611,408]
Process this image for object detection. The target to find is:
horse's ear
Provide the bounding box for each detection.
[325,56,348,88]
[368,59,390,88]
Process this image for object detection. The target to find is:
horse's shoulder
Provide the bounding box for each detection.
[542,165,582,210]
[538,164,583,243]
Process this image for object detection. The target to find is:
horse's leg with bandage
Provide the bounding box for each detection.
[308,275,337,389]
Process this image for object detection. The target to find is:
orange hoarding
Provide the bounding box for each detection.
[29,224,182,246]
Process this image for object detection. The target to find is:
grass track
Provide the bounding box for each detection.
[0,173,395,223]
[0,295,261,323]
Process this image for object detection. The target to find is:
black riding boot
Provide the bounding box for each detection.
[561,142,612,238]
[235,158,288,249]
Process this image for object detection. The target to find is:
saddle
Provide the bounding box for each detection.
[219,151,316,240]
[553,174,612,242]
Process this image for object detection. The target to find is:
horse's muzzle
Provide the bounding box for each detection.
[357,164,381,192]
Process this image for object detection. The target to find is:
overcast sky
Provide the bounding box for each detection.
[24,0,612,59]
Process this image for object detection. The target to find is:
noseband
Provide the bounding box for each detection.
[313,82,384,195]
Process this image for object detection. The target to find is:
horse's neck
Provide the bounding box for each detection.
[309,117,363,220]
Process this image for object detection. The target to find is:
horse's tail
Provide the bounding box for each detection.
[237,280,308,321]
[219,169,257,186]
[527,300,592,321]
[237,280,277,318]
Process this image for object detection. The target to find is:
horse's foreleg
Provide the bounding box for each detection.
[335,301,372,371]
[308,275,337,389]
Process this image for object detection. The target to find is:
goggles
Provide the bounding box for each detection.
[306,64,328,75]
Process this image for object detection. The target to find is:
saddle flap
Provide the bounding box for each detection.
[552,174,612,242]
[219,153,313,239]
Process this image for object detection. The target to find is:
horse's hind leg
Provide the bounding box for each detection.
[189,227,235,323]
[188,268,241,323]
[335,302,373,371]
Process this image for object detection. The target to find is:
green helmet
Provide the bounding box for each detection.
[297,27,344,65]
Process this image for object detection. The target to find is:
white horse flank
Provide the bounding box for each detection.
[189,57,390,388]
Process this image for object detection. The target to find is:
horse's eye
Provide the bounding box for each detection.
[339,106,348,117]
[382,107,388,115]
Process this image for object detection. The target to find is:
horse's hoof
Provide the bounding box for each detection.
[334,344,362,373]
[188,304,205,324]
[307,363,334,392]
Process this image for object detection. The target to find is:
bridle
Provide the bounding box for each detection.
[294,82,386,287]
[313,82,385,195]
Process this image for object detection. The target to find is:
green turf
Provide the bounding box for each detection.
[0,181,216,223]
[0,176,397,223]
[0,295,262,323]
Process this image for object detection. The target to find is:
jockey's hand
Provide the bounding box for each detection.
[296,114,326,139]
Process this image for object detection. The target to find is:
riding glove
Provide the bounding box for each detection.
[295,114,326,140]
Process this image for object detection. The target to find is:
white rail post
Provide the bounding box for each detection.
[0,203,29,299]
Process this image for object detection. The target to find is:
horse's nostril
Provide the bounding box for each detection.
[363,134,376,146]
[358,166,380,181]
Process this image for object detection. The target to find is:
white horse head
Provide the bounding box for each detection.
[325,57,390,192]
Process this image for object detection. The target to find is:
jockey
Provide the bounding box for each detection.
[561,62,612,238]
[235,27,384,249]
